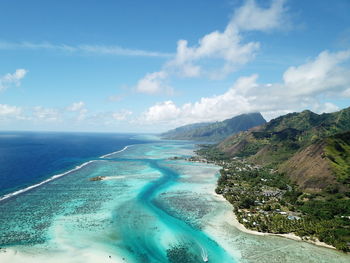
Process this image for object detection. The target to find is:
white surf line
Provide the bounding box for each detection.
[99,145,134,158]
[0,145,134,202]
[0,160,96,202]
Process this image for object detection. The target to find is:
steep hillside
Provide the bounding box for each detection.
[162,112,266,142]
[279,131,350,192]
[324,131,350,185]
[217,107,350,192]
[201,107,350,251]
[279,140,336,191]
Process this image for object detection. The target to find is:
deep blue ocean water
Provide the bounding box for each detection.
[1,136,349,262]
[0,131,148,197]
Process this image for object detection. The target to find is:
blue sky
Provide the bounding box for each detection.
[0,0,350,132]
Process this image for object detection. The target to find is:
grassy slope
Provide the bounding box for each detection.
[324,132,350,185]
[210,107,350,251]
[218,107,350,191]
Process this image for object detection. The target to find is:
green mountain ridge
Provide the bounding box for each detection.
[195,106,350,251]
[218,106,350,192]
[161,112,266,142]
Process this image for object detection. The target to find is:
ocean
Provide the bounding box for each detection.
[0,132,349,263]
[0,131,148,198]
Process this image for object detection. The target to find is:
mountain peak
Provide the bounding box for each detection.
[161,112,266,142]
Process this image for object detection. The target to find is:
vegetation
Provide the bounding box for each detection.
[218,107,350,168]
[161,112,266,142]
[192,107,350,252]
[207,155,350,252]
[325,132,350,185]
[195,144,229,162]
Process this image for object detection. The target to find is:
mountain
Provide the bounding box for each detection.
[217,107,350,192]
[279,131,350,192]
[161,112,266,142]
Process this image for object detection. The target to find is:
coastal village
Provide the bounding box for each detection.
[185,146,350,252]
[188,154,303,231]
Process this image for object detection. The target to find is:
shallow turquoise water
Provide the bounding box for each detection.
[1,139,350,263]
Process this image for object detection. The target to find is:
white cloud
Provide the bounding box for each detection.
[140,76,255,125]
[166,26,259,79]
[142,101,181,123]
[166,0,288,79]
[260,109,294,122]
[33,106,61,122]
[0,100,133,128]
[136,0,288,94]
[0,104,22,118]
[136,71,173,95]
[67,101,85,112]
[78,45,172,58]
[86,109,133,127]
[0,69,28,91]
[141,49,350,127]
[66,101,88,121]
[342,88,350,97]
[283,50,350,96]
[0,41,172,58]
[232,0,288,32]
[317,102,340,113]
[112,110,132,121]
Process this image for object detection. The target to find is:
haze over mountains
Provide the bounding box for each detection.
[161,112,266,142]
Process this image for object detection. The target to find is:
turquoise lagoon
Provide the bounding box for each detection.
[0,138,349,263]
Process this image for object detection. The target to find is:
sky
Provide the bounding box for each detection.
[0,0,350,133]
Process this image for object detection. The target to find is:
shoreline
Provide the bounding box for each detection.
[212,192,336,251]
[0,140,346,263]
[0,144,133,203]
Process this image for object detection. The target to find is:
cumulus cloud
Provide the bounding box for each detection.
[142,101,181,123]
[0,104,22,118]
[141,49,350,127]
[0,69,28,91]
[283,50,350,96]
[316,102,340,113]
[136,0,288,94]
[165,25,259,79]
[67,101,85,112]
[136,71,173,95]
[66,101,88,121]
[232,0,288,32]
[140,75,255,125]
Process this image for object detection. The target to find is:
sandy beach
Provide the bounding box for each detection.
[211,192,336,250]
